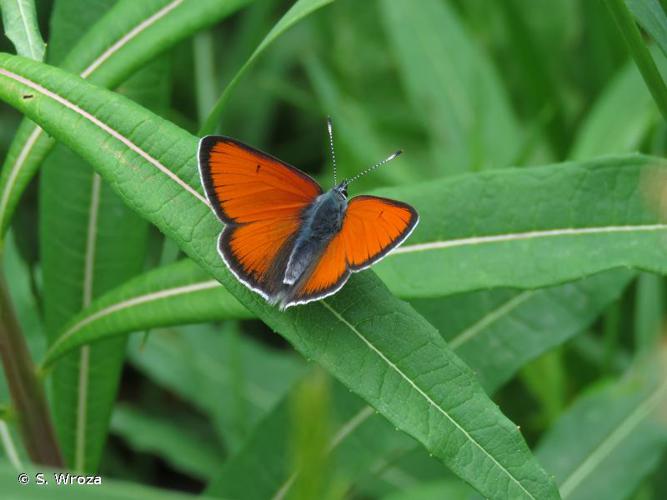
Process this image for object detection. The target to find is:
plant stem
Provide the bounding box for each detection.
[602,304,621,374]
[0,272,63,467]
[605,0,667,121]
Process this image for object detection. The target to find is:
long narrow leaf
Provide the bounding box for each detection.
[627,0,667,58]
[110,403,225,481]
[37,0,144,474]
[207,375,414,499]
[0,0,251,241]
[413,270,633,391]
[572,54,663,159]
[44,154,667,306]
[537,355,667,500]
[371,155,667,297]
[0,0,45,61]
[605,0,667,120]
[380,0,521,173]
[125,324,306,452]
[43,260,251,364]
[0,54,559,500]
[199,0,333,135]
[205,272,629,498]
[40,61,167,471]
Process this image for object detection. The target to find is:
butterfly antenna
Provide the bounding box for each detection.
[327,117,338,185]
[346,150,402,185]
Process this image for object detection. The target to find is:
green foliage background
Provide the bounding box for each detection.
[0,0,667,499]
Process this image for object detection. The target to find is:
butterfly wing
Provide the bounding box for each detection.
[286,195,419,306]
[198,136,322,297]
[337,195,419,271]
[199,136,322,224]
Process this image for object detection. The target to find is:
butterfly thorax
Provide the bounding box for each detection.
[283,187,347,285]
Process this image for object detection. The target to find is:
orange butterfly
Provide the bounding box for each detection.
[198,119,418,310]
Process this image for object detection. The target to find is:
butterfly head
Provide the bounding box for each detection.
[334,181,349,199]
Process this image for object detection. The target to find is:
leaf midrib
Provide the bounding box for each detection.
[558,379,667,498]
[74,172,102,473]
[15,0,39,60]
[448,291,534,350]
[79,0,184,79]
[394,224,667,255]
[47,280,222,359]
[0,58,548,499]
[0,66,207,205]
[320,300,536,500]
[0,0,189,231]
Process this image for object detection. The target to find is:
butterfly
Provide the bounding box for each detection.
[197,118,418,310]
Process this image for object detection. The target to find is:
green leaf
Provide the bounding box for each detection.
[210,274,630,498]
[208,0,297,142]
[381,479,477,500]
[519,349,568,428]
[358,446,455,497]
[371,155,667,298]
[50,270,630,495]
[199,0,334,135]
[536,356,667,500]
[0,0,45,61]
[412,270,634,391]
[110,403,225,481]
[207,374,414,499]
[0,420,23,469]
[40,59,167,472]
[126,324,306,452]
[0,54,559,500]
[0,231,40,469]
[36,0,142,474]
[42,259,251,363]
[0,0,251,239]
[380,0,521,173]
[605,0,667,120]
[44,244,633,387]
[46,0,115,66]
[571,56,662,159]
[634,272,665,351]
[626,0,667,58]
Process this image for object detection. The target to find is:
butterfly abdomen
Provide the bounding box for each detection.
[283,189,347,286]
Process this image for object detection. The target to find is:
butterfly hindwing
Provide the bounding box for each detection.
[288,195,419,306]
[198,136,322,297]
[219,218,300,298]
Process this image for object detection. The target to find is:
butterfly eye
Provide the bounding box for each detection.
[335,181,348,198]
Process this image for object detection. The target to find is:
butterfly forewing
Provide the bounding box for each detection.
[198,136,322,296]
[199,136,322,224]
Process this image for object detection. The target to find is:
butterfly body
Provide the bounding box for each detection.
[198,130,418,310]
[284,185,347,286]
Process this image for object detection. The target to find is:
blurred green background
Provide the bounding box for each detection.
[1,0,667,499]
